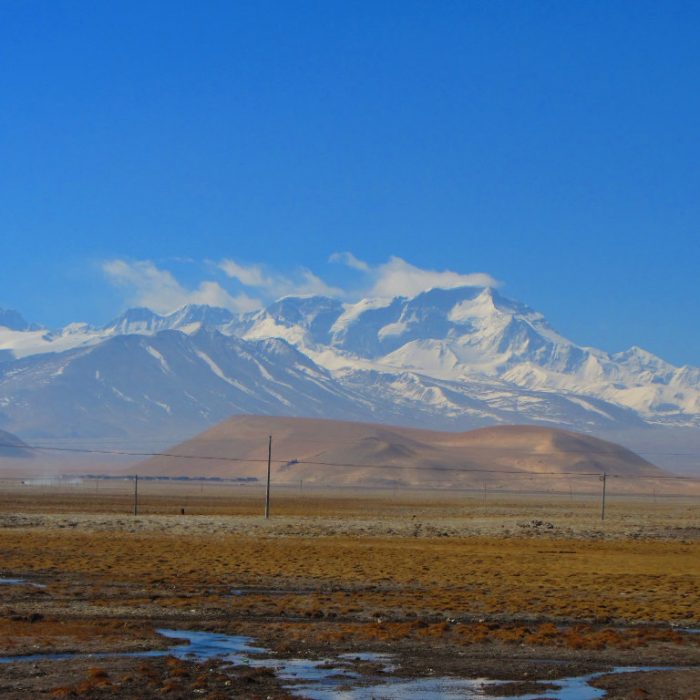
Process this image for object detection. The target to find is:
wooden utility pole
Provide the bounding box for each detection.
[264,436,272,519]
[133,474,139,516]
[600,473,607,521]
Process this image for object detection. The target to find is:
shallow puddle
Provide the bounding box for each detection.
[288,666,690,699]
[158,629,360,687]
[0,577,46,588]
[152,630,692,700]
[338,651,397,672]
[229,586,312,597]
[0,627,694,699]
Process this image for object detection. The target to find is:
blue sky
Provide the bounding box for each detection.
[1,1,699,365]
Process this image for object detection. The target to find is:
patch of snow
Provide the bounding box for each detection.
[243,317,309,347]
[330,298,394,335]
[111,387,135,403]
[564,396,614,421]
[252,358,274,381]
[144,395,172,414]
[145,345,171,374]
[194,350,253,395]
[178,322,203,335]
[377,321,408,340]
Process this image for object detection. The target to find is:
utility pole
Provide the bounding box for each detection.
[264,436,272,519]
[600,473,607,521]
[133,474,138,516]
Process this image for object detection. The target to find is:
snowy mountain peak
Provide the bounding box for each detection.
[264,296,344,331]
[0,308,36,332]
[615,345,665,364]
[165,304,238,328]
[241,296,345,348]
[104,304,238,336]
[104,307,164,334]
[1,287,699,441]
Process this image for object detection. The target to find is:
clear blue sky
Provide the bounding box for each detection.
[1,1,699,365]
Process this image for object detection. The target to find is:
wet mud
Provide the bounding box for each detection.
[0,495,698,697]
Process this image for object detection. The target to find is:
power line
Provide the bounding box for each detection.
[16,437,700,459]
[2,440,699,481]
[24,435,700,459]
[0,441,275,464]
[290,461,698,481]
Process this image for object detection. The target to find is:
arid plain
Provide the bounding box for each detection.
[1,480,699,699]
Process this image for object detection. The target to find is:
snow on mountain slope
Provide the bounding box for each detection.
[229,287,700,426]
[0,304,239,360]
[0,323,107,360]
[1,286,699,441]
[0,328,372,439]
[103,305,238,336]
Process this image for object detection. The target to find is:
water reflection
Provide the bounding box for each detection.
[0,626,692,700]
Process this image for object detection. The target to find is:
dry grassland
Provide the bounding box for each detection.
[0,489,699,697]
[2,526,699,626]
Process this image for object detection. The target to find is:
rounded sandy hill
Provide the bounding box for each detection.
[132,415,680,493]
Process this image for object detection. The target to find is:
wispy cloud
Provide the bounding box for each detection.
[219,258,343,299]
[103,254,499,315]
[103,259,261,314]
[330,253,500,298]
[219,259,269,288]
[328,251,370,272]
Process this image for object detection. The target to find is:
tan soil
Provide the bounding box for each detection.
[0,490,698,698]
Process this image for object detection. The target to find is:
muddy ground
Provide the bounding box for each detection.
[0,489,699,698]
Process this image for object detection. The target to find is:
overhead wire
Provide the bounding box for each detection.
[14,437,700,459]
[1,440,699,481]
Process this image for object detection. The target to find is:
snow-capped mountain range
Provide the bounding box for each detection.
[1,286,699,444]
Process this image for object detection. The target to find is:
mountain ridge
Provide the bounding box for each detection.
[1,286,699,454]
[0,428,32,458]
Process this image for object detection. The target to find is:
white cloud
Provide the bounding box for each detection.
[330,253,499,299]
[219,258,342,299]
[103,255,500,316]
[328,251,370,272]
[219,259,269,287]
[369,257,499,298]
[103,259,261,314]
[293,269,343,297]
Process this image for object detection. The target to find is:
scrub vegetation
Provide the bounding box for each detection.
[0,489,699,697]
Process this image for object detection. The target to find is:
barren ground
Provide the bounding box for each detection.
[0,483,698,698]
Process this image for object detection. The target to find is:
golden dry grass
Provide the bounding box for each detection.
[1,491,698,670]
[2,527,699,625]
[268,619,695,652]
[0,617,163,656]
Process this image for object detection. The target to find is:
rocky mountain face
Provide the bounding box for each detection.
[0,287,699,449]
[0,309,33,332]
[0,428,32,458]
